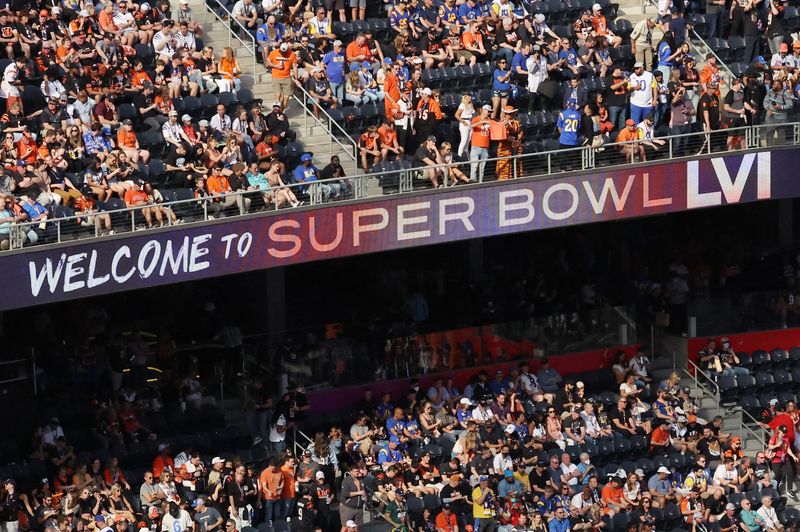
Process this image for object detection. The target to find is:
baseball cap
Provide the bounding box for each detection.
[421,87,432,96]
[426,135,437,142]
[272,101,282,108]
[504,470,514,478]
[122,119,133,126]
[211,457,224,465]
[303,450,312,457]
[395,488,405,496]
[300,153,313,162]
[633,61,644,68]
[479,475,489,482]
[383,57,393,65]
[279,42,289,52]
[481,104,492,111]
[726,503,736,510]
[677,415,688,423]
[770,398,779,405]
[315,471,325,479]
[168,110,178,117]
[459,397,473,405]
[625,118,635,126]
[79,9,89,16]
[192,498,205,508]
[181,114,192,122]
[140,2,151,10]
[333,39,343,47]
[657,466,671,474]
[592,2,601,9]
[345,521,357,529]
[198,119,209,127]
[534,13,545,22]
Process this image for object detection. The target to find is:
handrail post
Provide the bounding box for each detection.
[668,135,673,159]
[56,220,61,244]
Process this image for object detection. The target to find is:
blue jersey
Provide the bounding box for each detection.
[322,50,345,84]
[292,164,319,192]
[557,109,581,146]
[658,41,672,67]
[438,4,459,25]
[390,10,411,31]
[457,2,481,22]
[558,47,578,66]
[493,68,510,91]
[511,51,527,75]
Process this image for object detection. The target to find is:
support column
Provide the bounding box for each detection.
[469,239,485,283]
[779,199,794,249]
[265,267,286,347]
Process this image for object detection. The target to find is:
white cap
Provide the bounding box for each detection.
[279,42,289,52]
[534,13,545,22]
[179,0,189,4]
[181,114,192,122]
[346,521,357,529]
[481,104,492,111]
[211,457,224,465]
[51,5,60,12]
[504,425,516,434]
[592,2,601,10]
[315,471,325,479]
[676,416,687,423]
[459,397,472,406]
[140,3,151,10]
[79,9,89,16]
[575,381,584,388]
[635,469,645,478]
[770,398,779,405]
[421,87,432,96]
[657,466,671,474]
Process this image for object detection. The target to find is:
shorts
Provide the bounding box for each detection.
[492,89,509,98]
[453,50,474,62]
[324,0,344,10]
[338,505,363,527]
[350,0,366,6]
[273,77,293,96]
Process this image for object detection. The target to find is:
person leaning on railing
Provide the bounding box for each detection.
[763,79,794,146]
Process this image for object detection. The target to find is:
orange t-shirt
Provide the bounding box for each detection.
[590,14,609,35]
[470,116,491,148]
[268,50,296,79]
[16,137,37,164]
[345,41,371,63]
[280,465,296,499]
[435,512,457,532]
[416,98,443,121]
[259,468,282,500]
[206,174,231,195]
[377,125,398,148]
[384,72,400,115]
[124,189,148,206]
[462,31,482,50]
[360,132,378,150]
[615,127,641,143]
[131,70,152,87]
[601,484,623,513]
[117,129,138,149]
[219,57,238,80]
[98,10,117,32]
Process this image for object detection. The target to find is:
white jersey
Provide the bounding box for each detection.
[629,71,655,108]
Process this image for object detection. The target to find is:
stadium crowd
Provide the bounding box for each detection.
[0,0,797,247]
[2,325,800,532]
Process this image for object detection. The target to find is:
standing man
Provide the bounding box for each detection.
[630,18,656,71]
[469,104,492,183]
[471,475,497,532]
[628,61,657,125]
[0,478,19,532]
[556,99,581,171]
[267,42,298,111]
[698,82,721,152]
[763,79,793,146]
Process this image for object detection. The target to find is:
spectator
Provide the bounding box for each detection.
[628,62,657,125]
[267,43,298,111]
[630,18,656,71]
[469,104,492,183]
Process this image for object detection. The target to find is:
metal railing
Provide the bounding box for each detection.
[201,0,358,163]
[292,83,358,163]
[684,358,721,399]
[739,407,768,450]
[203,0,258,79]
[4,121,799,250]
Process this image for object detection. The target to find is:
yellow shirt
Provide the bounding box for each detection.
[472,486,495,518]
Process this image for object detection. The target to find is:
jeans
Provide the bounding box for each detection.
[654,102,668,129]
[670,124,691,155]
[263,499,280,524]
[469,146,489,182]
[609,105,626,134]
[706,10,722,39]
[720,366,750,378]
[743,35,760,64]
[630,104,652,125]
[330,81,344,102]
[493,47,514,64]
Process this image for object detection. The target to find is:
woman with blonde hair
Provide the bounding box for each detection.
[436,141,469,185]
[221,136,242,167]
[454,94,475,157]
[218,47,242,92]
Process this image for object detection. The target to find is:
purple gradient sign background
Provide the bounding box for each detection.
[2,150,796,311]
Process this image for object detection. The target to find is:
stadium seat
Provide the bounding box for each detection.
[755,371,776,392]
[736,374,756,397]
[772,349,790,369]
[718,375,738,404]
[751,350,771,371]
[789,347,800,368]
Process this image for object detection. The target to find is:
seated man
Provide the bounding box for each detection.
[415,135,441,188]
[305,67,338,119]
[616,119,645,162]
[359,125,382,171]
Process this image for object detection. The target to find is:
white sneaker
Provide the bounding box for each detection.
[207,215,215,220]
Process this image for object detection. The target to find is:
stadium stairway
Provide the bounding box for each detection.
[190,1,360,176]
